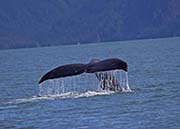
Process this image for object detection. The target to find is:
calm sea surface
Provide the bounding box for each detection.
[0,37,180,129]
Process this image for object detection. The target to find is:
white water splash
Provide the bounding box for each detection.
[7,90,115,104]
[7,75,132,105]
[39,70,132,96]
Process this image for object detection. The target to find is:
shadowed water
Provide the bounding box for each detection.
[0,37,180,129]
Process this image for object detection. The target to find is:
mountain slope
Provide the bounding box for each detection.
[0,0,180,49]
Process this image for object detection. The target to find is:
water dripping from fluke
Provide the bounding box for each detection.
[38,70,132,97]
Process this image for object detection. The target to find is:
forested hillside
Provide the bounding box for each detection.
[0,0,180,49]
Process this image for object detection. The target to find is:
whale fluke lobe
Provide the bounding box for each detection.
[86,58,127,73]
[39,58,128,84]
[39,64,86,84]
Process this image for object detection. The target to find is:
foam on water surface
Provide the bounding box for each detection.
[5,90,115,105]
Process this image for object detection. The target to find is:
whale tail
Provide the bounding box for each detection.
[39,58,128,84]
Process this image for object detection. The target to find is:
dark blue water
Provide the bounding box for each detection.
[0,37,180,129]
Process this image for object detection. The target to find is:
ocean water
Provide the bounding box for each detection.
[0,37,180,129]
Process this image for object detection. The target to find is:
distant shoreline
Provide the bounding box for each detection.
[0,36,179,51]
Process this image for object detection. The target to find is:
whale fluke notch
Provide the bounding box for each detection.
[39,58,128,84]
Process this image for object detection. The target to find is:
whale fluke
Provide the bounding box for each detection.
[39,58,128,84]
